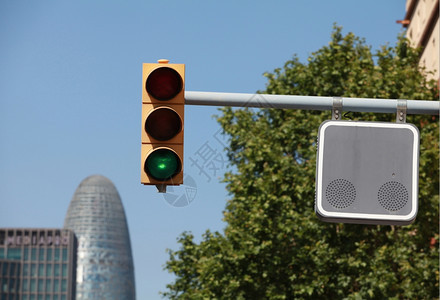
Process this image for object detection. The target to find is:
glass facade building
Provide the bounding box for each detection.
[63,175,135,300]
[0,228,77,300]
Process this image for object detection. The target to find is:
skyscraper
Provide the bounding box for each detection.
[64,175,135,300]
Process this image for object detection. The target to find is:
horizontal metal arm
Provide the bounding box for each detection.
[185,91,440,115]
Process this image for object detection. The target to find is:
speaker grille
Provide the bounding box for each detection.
[325,179,356,209]
[378,181,408,211]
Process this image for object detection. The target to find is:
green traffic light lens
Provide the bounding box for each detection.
[145,148,181,181]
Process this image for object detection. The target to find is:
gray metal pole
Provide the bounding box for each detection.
[185,91,440,115]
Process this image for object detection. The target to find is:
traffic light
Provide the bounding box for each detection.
[141,60,184,191]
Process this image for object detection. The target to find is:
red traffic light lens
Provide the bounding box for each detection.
[145,107,182,141]
[146,67,183,101]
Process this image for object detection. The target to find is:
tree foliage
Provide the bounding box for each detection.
[163,26,439,299]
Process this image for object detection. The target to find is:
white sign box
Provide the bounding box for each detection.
[315,121,419,225]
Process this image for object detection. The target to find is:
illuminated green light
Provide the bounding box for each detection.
[145,148,181,181]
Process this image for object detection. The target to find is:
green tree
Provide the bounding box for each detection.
[163,26,439,299]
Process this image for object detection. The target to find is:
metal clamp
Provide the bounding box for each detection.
[332,97,343,120]
[396,100,407,123]
[156,184,167,193]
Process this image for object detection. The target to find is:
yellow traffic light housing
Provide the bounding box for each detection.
[141,61,184,191]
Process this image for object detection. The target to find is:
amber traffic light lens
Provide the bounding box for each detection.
[145,107,182,141]
[146,67,182,101]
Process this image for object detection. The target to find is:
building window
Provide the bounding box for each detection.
[30,279,36,292]
[54,264,60,277]
[1,264,7,277]
[23,248,29,260]
[54,249,60,261]
[8,262,16,276]
[38,279,44,293]
[38,264,44,277]
[6,248,21,260]
[46,264,52,277]
[46,248,52,261]
[53,279,59,293]
[62,248,68,261]
[23,264,29,276]
[23,279,28,291]
[31,248,37,261]
[62,264,67,277]
[45,279,51,291]
[39,249,45,261]
[1,278,7,293]
[9,278,16,293]
[31,264,37,277]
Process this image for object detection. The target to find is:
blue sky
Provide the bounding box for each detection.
[0,1,407,299]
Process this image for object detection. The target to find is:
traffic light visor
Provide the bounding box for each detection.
[145,107,182,141]
[146,67,183,101]
[144,148,182,181]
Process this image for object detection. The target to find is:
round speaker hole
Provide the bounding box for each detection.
[325,179,356,209]
[378,181,408,211]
